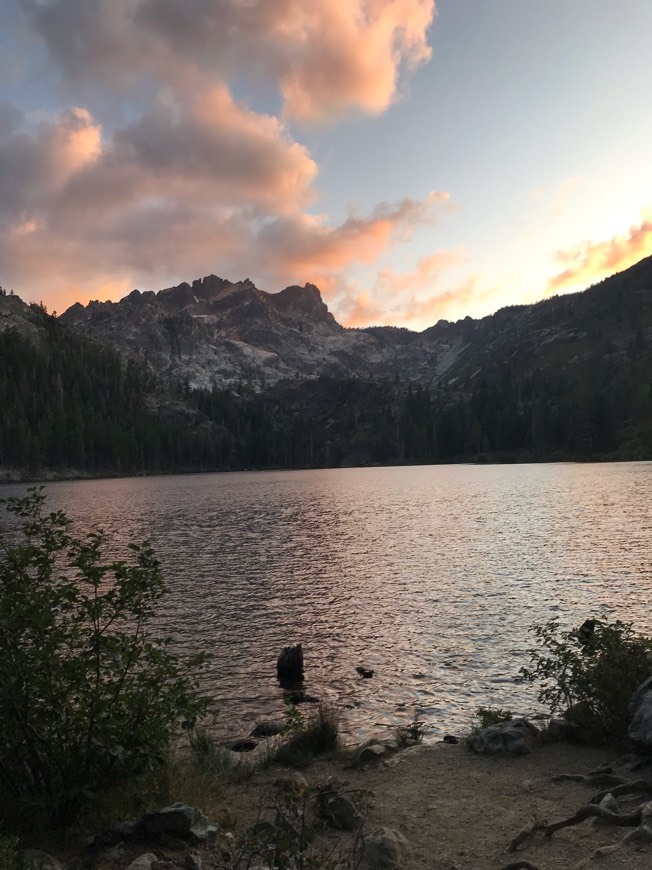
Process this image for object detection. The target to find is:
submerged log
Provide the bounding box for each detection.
[276,643,304,686]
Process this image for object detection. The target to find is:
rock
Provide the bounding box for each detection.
[18,850,63,870]
[593,792,619,826]
[470,718,540,756]
[274,772,308,793]
[277,644,304,685]
[125,854,158,870]
[356,666,374,678]
[250,719,285,738]
[363,827,408,869]
[321,793,362,830]
[185,853,202,870]
[356,743,387,765]
[285,690,319,704]
[231,738,257,752]
[113,819,147,841]
[628,676,652,752]
[141,803,209,843]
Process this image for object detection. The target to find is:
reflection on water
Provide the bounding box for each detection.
[2,462,651,743]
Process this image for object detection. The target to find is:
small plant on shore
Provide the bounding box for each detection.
[394,710,428,748]
[0,488,210,827]
[475,706,514,730]
[465,706,514,743]
[274,704,340,768]
[520,618,652,743]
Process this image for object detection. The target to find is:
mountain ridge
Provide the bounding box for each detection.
[60,256,652,397]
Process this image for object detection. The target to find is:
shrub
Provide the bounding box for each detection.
[520,618,652,743]
[394,710,428,748]
[474,707,513,730]
[273,705,340,768]
[0,488,210,825]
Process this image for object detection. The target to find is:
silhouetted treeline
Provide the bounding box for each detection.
[0,308,227,476]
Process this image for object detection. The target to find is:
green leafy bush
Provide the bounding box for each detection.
[520,618,652,743]
[0,488,210,825]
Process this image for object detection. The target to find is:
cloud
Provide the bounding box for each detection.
[547,216,652,293]
[374,247,465,295]
[0,94,448,313]
[19,0,436,120]
[256,191,448,277]
[342,276,481,329]
[4,1,442,317]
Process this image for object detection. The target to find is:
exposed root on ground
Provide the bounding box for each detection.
[508,764,652,868]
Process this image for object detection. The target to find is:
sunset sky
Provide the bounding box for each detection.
[1,0,651,330]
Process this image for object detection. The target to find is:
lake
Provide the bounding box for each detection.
[1,462,651,744]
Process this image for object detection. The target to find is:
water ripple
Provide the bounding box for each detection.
[2,462,651,743]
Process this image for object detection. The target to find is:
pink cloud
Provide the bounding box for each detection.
[547,217,652,294]
[20,0,436,121]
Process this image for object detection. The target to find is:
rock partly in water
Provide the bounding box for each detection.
[628,676,652,752]
[470,718,540,756]
[276,644,304,686]
[250,719,285,738]
[363,827,408,869]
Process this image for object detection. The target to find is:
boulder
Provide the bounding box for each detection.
[356,743,387,765]
[18,850,63,870]
[141,803,209,843]
[321,793,362,830]
[125,855,158,870]
[363,827,408,869]
[628,676,652,752]
[470,718,540,756]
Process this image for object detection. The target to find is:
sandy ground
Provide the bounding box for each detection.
[218,740,652,870]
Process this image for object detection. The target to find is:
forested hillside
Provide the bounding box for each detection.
[1,255,651,481]
[0,293,225,477]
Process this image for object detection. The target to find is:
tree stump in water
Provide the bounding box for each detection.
[277,644,304,686]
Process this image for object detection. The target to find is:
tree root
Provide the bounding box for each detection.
[544,804,643,837]
[508,766,652,867]
[509,819,547,852]
[572,802,652,867]
[589,779,652,805]
[551,772,628,787]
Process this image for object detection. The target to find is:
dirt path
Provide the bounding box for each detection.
[221,741,652,869]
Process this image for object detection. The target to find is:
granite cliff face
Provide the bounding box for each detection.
[60,257,652,396]
[60,275,459,390]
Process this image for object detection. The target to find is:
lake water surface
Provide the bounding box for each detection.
[2,462,651,743]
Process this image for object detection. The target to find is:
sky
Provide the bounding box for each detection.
[1,0,651,331]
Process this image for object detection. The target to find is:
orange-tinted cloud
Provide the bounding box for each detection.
[22,0,436,121]
[375,247,465,295]
[4,1,439,313]
[0,94,448,314]
[547,216,652,294]
[342,276,480,329]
